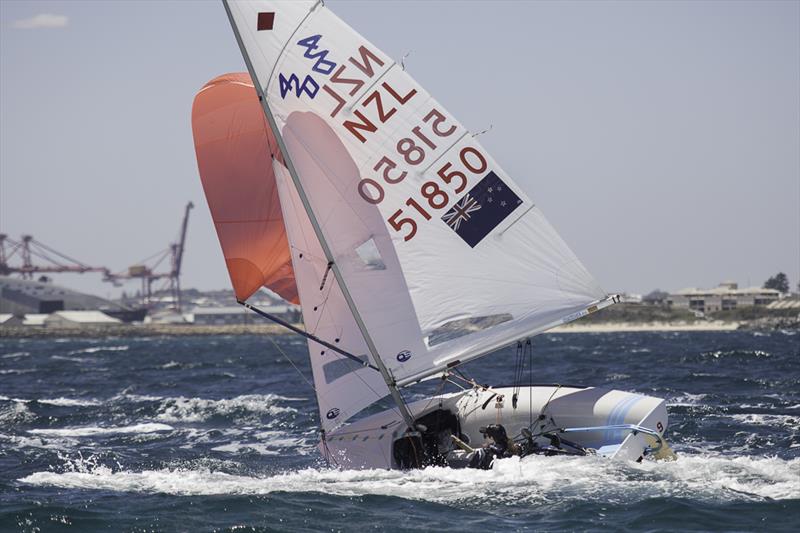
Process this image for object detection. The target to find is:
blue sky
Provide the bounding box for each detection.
[1,0,798,299]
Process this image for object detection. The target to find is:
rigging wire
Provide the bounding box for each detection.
[280,204,404,422]
[417,375,449,415]
[400,50,412,71]
[266,335,340,468]
[512,340,523,409]
[530,383,563,438]
[528,339,533,429]
[541,384,562,418]
[471,124,493,137]
[449,370,492,392]
[267,335,316,393]
[320,428,339,468]
[294,252,401,420]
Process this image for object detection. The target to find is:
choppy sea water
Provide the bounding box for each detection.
[0,330,798,532]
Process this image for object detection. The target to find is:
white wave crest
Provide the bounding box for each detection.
[114,393,164,402]
[37,398,102,407]
[0,432,78,450]
[155,394,301,423]
[50,355,91,363]
[210,443,280,455]
[0,401,36,424]
[210,430,310,456]
[28,423,173,437]
[730,413,800,430]
[2,351,30,359]
[667,393,708,407]
[19,453,800,502]
[67,345,129,355]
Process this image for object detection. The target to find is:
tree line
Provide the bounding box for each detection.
[763,272,791,294]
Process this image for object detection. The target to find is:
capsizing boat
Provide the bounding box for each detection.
[191,0,674,470]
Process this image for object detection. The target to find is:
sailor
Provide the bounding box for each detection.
[467,424,519,469]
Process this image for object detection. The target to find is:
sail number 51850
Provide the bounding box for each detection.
[356,107,487,241]
[387,146,486,241]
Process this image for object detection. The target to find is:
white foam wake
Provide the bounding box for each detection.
[19,453,800,503]
[154,394,301,423]
[28,423,174,437]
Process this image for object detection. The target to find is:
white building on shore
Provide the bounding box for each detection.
[668,281,780,313]
[43,310,122,328]
[189,304,300,325]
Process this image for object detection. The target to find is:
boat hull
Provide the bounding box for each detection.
[321,385,668,469]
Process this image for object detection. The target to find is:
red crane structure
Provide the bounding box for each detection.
[104,202,194,311]
[1,202,194,312]
[0,234,112,280]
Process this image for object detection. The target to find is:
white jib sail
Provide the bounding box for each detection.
[273,160,391,431]
[225,0,611,389]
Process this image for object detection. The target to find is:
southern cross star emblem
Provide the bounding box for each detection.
[440,170,522,248]
[442,194,482,231]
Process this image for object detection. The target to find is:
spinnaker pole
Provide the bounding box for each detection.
[237,300,380,371]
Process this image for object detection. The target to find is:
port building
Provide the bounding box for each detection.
[44,310,122,327]
[190,304,300,325]
[0,276,140,320]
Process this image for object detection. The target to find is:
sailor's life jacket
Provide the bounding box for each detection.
[467,424,518,469]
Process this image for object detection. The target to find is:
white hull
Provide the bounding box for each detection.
[321,385,668,470]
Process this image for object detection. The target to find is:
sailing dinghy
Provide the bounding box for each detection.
[192,1,672,469]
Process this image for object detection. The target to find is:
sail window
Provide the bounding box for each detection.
[323,354,370,383]
[426,314,514,347]
[354,238,385,270]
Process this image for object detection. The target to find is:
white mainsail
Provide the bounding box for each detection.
[224,0,612,395]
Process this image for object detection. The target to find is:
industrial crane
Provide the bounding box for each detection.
[1,202,194,311]
[104,202,194,311]
[0,234,112,280]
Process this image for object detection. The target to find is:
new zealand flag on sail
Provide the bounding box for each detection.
[441,171,522,248]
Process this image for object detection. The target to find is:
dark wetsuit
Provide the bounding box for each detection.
[468,424,514,470]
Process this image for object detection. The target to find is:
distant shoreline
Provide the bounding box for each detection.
[1,319,795,338]
[0,323,289,338]
[551,321,740,333]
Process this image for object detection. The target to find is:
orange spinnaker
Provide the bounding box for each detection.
[192,73,298,303]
